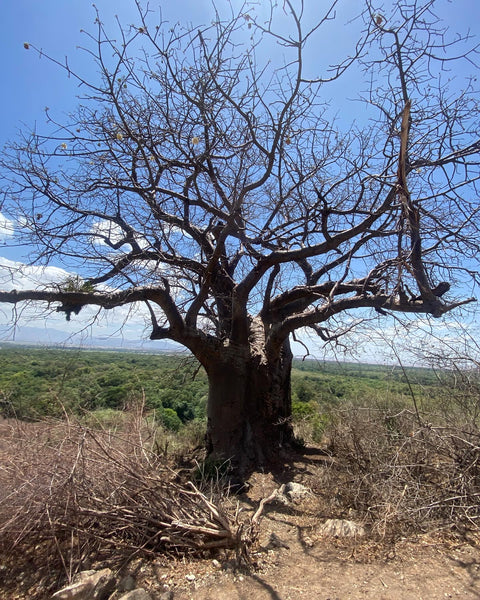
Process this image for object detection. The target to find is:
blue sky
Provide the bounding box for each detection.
[6,0,478,155]
[0,0,479,362]
[1,1,211,159]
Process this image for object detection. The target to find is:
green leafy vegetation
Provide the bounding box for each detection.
[60,275,96,293]
[290,358,444,441]
[0,345,448,437]
[0,346,207,427]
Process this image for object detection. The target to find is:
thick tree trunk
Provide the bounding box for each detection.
[203,338,295,477]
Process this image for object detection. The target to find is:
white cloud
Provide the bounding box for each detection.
[0,213,15,241]
[91,219,128,247]
[0,257,70,291]
[90,219,153,251]
[0,257,157,344]
[171,225,192,239]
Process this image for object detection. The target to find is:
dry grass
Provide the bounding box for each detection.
[316,404,480,538]
[2,388,480,596]
[0,408,248,590]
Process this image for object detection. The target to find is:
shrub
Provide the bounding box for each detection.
[0,414,244,594]
[317,403,480,537]
[161,407,183,432]
[292,400,316,420]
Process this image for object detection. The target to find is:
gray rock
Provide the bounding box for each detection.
[52,568,116,600]
[303,535,314,548]
[118,575,136,592]
[272,490,290,506]
[281,481,310,501]
[319,518,366,538]
[117,589,152,600]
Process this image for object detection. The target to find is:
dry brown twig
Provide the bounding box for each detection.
[0,415,248,583]
[321,404,480,537]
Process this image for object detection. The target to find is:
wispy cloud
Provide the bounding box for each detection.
[90,219,129,248]
[0,213,15,241]
[0,257,69,290]
[0,257,158,345]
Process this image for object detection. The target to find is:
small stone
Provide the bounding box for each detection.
[319,519,365,538]
[185,574,196,582]
[273,491,290,506]
[52,568,115,600]
[303,536,314,548]
[212,559,221,569]
[118,575,136,592]
[282,481,310,501]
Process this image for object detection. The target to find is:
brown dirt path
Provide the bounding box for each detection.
[170,542,480,600]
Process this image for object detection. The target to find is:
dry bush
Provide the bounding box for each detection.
[0,410,246,586]
[318,404,480,538]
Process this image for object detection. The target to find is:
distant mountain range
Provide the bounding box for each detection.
[0,325,180,353]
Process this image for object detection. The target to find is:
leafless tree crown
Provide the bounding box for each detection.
[1,0,479,352]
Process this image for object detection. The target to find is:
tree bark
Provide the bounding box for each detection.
[203,336,295,477]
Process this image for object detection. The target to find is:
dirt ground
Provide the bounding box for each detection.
[132,454,480,600]
[168,541,480,600]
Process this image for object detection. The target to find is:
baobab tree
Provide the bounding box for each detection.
[0,0,479,474]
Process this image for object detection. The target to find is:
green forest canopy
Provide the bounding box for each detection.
[0,345,443,428]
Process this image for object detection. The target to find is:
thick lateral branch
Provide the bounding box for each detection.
[268,293,476,351]
[0,286,184,330]
[267,279,380,316]
[397,101,438,305]
[0,287,152,308]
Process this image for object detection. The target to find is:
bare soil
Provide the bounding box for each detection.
[167,541,480,600]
